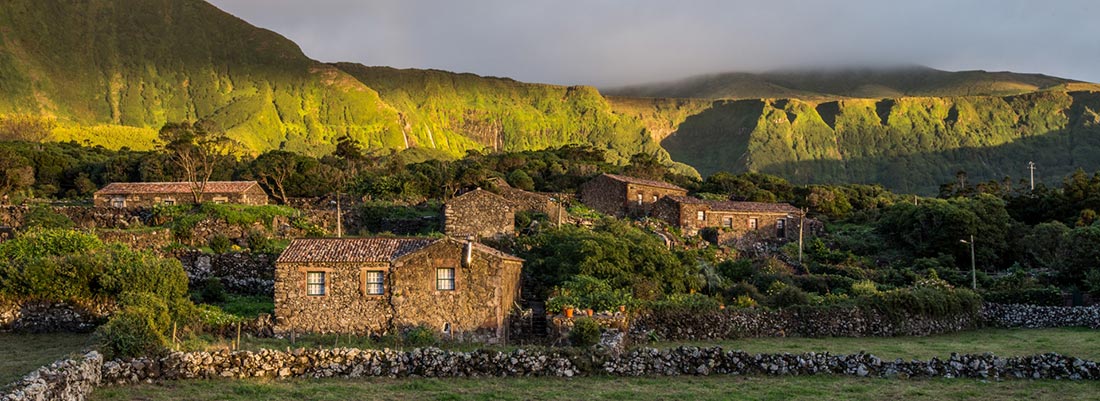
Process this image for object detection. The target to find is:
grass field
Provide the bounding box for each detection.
[89,375,1100,401]
[0,332,93,387]
[656,327,1100,360]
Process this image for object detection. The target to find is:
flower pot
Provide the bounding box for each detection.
[585,309,594,317]
[719,304,726,310]
[618,305,626,313]
[564,307,574,318]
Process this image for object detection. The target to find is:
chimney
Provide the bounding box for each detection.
[463,235,474,267]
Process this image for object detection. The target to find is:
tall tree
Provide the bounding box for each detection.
[251,150,299,204]
[157,121,238,203]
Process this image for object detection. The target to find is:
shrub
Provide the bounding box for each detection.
[724,281,763,304]
[1086,269,1100,297]
[95,307,169,359]
[560,275,632,312]
[196,278,228,304]
[246,230,276,254]
[545,294,578,314]
[403,325,438,347]
[717,259,754,282]
[861,285,982,323]
[647,293,721,313]
[21,206,74,229]
[569,317,601,347]
[982,286,1063,306]
[850,280,881,297]
[732,295,758,308]
[766,283,811,308]
[208,234,232,254]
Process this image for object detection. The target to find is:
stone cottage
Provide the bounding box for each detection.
[442,188,514,239]
[93,181,268,208]
[653,195,803,241]
[579,173,687,217]
[488,178,570,226]
[274,237,523,342]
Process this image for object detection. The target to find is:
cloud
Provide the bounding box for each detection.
[208,0,1100,87]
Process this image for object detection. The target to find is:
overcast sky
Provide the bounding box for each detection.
[207,0,1100,88]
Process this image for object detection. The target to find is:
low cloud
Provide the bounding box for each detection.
[209,0,1100,87]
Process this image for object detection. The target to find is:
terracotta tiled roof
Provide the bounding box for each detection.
[666,195,802,214]
[277,237,525,263]
[277,238,437,263]
[94,181,259,195]
[601,174,686,191]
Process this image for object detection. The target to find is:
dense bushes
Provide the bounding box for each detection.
[569,318,602,347]
[0,229,188,301]
[982,287,1064,306]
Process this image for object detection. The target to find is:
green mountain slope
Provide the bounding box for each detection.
[0,0,412,155]
[607,66,1100,100]
[333,64,691,167]
[662,91,1100,193]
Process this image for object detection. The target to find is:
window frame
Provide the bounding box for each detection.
[748,218,759,229]
[363,270,384,295]
[696,211,705,221]
[306,271,327,296]
[721,216,733,228]
[436,268,455,291]
[776,219,786,238]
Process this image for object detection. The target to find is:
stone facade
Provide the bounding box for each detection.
[442,188,514,239]
[274,237,523,342]
[652,196,803,241]
[579,174,687,217]
[489,178,570,225]
[92,181,268,208]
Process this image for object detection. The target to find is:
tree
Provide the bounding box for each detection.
[252,150,299,204]
[0,148,34,197]
[157,121,238,203]
[0,114,54,142]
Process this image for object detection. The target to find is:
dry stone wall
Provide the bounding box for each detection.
[0,299,114,333]
[983,303,1100,328]
[1,352,102,401]
[177,251,276,295]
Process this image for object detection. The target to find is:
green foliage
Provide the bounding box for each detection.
[245,230,279,254]
[647,293,722,313]
[402,325,438,347]
[982,287,1064,306]
[765,282,811,308]
[850,280,881,297]
[569,317,602,347]
[860,285,983,323]
[555,275,633,312]
[94,307,170,359]
[21,205,74,229]
[0,229,187,302]
[194,278,228,304]
[518,219,693,298]
[507,170,535,191]
[208,234,232,254]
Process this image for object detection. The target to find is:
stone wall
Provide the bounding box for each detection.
[92,186,268,208]
[177,251,276,295]
[631,306,980,341]
[93,347,1100,385]
[0,298,115,333]
[94,229,173,251]
[0,206,152,230]
[1,352,102,401]
[442,189,514,239]
[983,303,1100,328]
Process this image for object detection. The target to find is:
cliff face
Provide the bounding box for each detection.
[661,91,1100,193]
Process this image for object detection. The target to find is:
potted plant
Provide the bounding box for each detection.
[563,305,575,318]
[618,305,626,313]
[585,308,594,317]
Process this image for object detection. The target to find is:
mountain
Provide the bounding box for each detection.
[659,90,1100,193]
[606,66,1100,100]
[0,0,674,166]
[331,65,686,167]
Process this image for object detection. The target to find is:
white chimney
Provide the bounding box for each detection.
[463,236,473,267]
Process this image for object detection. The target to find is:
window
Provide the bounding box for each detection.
[776,219,786,238]
[162,198,175,206]
[748,218,758,229]
[364,271,384,295]
[306,272,326,296]
[721,217,733,228]
[636,193,643,205]
[696,211,705,221]
[436,268,455,291]
[652,195,658,202]
[110,197,125,208]
[213,197,228,204]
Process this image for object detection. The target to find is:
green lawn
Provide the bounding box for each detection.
[654,328,1100,360]
[89,375,1100,401]
[0,332,93,387]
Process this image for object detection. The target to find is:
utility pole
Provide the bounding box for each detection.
[798,208,805,266]
[335,192,343,238]
[960,235,976,290]
[1028,161,1036,191]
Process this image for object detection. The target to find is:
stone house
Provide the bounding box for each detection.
[653,195,803,241]
[488,178,570,226]
[93,181,268,208]
[273,237,523,342]
[442,188,514,239]
[579,174,687,217]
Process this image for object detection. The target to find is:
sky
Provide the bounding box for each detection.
[207,0,1100,88]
